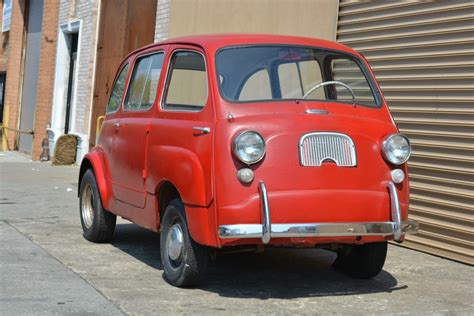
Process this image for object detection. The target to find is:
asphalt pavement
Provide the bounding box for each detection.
[0,151,473,315]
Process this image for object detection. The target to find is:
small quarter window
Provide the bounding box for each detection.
[124,53,164,111]
[164,51,207,111]
[106,63,129,113]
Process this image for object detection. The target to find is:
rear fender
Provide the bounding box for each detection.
[148,145,211,206]
[148,145,216,246]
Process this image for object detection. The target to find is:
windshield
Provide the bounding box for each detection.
[216,46,380,107]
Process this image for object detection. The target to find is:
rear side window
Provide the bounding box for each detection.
[124,53,164,111]
[106,63,129,113]
[278,60,324,99]
[239,69,271,101]
[163,51,207,111]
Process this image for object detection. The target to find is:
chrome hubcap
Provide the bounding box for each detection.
[167,224,184,261]
[81,184,94,229]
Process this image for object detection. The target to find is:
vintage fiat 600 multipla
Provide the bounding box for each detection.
[78,34,418,287]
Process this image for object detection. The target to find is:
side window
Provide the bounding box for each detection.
[106,63,129,113]
[124,53,164,111]
[239,69,271,101]
[164,51,207,111]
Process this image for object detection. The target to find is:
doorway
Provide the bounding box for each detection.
[64,32,78,134]
[0,73,5,124]
[51,20,81,149]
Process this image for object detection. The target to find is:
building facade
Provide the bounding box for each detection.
[1,0,60,159]
[0,0,472,264]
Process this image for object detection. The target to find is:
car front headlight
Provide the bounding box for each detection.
[382,134,411,165]
[233,131,266,165]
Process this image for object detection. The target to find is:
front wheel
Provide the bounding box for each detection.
[333,242,387,278]
[160,199,208,287]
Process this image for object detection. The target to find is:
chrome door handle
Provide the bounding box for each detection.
[193,126,211,134]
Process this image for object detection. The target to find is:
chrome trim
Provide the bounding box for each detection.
[387,181,402,241]
[218,221,419,239]
[305,109,329,115]
[166,223,184,261]
[122,51,166,113]
[381,134,411,165]
[160,49,209,113]
[192,126,211,134]
[259,181,271,244]
[232,131,266,165]
[402,220,419,234]
[217,180,419,242]
[81,183,94,229]
[299,132,357,167]
[302,81,355,105]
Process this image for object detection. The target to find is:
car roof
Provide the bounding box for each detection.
[125,34,361,60]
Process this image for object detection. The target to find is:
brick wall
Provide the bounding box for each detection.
[154,0,171,42]
[0,0,10,72]
[2,0,60,157]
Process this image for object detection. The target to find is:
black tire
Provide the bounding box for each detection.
[160,199,208,287]
[79,169,116,242]
[333,242,387,278]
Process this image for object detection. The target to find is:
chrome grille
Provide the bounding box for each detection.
[299,132,357,167]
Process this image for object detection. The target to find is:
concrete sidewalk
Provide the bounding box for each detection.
[0,221,122,315]
[0,154,473,315]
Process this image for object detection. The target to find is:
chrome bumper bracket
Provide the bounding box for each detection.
[259,181,271,244]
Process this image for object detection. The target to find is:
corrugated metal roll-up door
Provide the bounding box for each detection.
[337,0,474,264]
[18,0,44,154]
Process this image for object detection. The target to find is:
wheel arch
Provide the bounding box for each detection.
[156,179,217,247]
[78,149,112,210]
[156,180,181,225]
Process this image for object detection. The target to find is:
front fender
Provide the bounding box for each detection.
[79,148,113,210]
[147,145,212,207]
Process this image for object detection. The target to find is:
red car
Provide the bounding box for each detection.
[78,34,418,287]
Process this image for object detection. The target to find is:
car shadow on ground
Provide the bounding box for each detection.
[111,223,406,299]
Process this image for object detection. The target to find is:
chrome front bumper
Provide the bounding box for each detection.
[218,181,419,244]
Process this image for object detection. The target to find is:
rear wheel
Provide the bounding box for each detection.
[79,169,116,242]
[333,242,387,278]
[160,199,208,287]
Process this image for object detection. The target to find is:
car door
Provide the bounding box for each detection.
[149,45,215,206]
[109,48,167,208]
[99,61,130,181]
